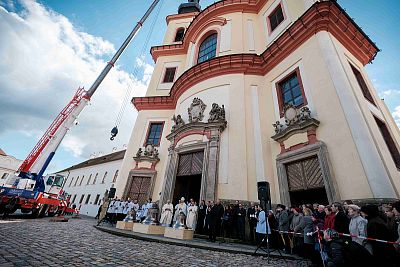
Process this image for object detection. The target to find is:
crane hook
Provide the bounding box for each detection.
[110,126,119,141]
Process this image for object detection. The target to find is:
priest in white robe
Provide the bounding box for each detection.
[186,200,198,230]
[160,200,174,226]
[173,197,187,224]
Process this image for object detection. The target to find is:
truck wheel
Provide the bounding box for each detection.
[47,206,58,217]
[38,204,48,218]
[21,208,32,214]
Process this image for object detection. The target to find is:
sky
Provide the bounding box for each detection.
[0,0,399,174]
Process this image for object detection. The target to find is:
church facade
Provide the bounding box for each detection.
[115,0,400,208]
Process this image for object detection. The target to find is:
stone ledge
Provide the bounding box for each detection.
[94,225,303,260]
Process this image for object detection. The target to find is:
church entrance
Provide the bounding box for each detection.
[125,176,151,205]
[172,151,204,204]
[285,156,329,206]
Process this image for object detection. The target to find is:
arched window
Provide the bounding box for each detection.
[197,33,217,64]
[174,28,185,42]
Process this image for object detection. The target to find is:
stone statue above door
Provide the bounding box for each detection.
[188,97,206,123]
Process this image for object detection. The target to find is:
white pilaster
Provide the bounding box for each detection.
[247,19,255,52]
[251,85,265,182]
[316,31,396,198]
[220,20,231,53]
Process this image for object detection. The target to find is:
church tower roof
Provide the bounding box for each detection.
[178,0,201,14]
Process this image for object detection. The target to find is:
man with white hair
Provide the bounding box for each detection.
[348,204,368,246]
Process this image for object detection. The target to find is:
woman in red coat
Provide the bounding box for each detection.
[324,205,335,230]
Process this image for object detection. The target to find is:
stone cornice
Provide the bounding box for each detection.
[135,1,380,111]
[166,121,227,146]
[271,118,320,143]
[166,12,198,25]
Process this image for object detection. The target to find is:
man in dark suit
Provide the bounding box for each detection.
[207,201,218,242]
[247,202,257,243]
[237,203,246,240]
[196,200,206,234]
[332,202,350,234]
[214,199,225,237]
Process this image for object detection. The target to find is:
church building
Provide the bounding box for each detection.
[115,0,400,208]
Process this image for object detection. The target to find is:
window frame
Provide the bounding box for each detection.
[85,194,91,205]
[112,170,119,183]
[276,67,308,117]
[79,175,85,186]
[68,177,74,187]
[74,176,79,187]
[174,27,185,42]
[196,32,218,64]
[350,64,376,105]
[373,116,400,170]
[86,174,92,185]
[267,2,286,35]
[94,194,101,205]
[143,121,165,147]
[79,194,85,204]
[93,173,98,184]
[162,67,177,83]
[101,172,108,184]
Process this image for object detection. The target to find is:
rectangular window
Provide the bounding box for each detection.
[351,65,375,105]
[374,116,400,169]
[268,4,284,32]
[79,175,85,186]
[93,173,98,184]
[145,122,164,146]
[112,170,119,183]
[74,176,79,187]
[72,194,77,203]
[276,68,307,116]
[86,174,92,185]
[162,67,176,83]
[94,194,101,205]
[69,177,74,187]
[85,194,91,205]
[101,172,108,184]
[79,194,85,204]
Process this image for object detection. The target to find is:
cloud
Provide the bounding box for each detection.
[393,106,400,128]
[0,1,153,163]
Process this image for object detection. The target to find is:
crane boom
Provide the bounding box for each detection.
[16,0,161,192]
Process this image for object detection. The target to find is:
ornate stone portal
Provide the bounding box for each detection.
[271,105,340,206]
[160,98,227,208]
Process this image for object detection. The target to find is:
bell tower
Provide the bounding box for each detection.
[178,0,201,14]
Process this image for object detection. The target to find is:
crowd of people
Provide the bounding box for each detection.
[257,201,400,267]
[99,197,400,266]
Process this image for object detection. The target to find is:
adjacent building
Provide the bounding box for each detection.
[59,150,125,217]
[114,0,400,208]
[0,148,23,186]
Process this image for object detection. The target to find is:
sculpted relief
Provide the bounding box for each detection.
[171,98,227,133]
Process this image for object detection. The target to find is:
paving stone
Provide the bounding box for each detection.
[1,215,312,267]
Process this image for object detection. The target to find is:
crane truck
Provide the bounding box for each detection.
[0,0,160,218]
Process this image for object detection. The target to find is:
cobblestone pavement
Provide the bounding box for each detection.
[0,216,311,267]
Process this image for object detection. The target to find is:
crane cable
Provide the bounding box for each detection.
[111,0,164,140]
